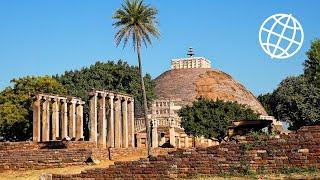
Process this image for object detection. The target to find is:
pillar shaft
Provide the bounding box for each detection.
[114,98,121,148]
[41,98,50,142]
[169,126,175,147]
[51,98,59,140]
[68,100,76,138]
[122,99,128,148]
[97,93,106,148]
[61,99,68,138]
[89,94,98,143]
[76,103,83,140]
[127,100,135,147]
[151,120,158,148]
[184,136,189,148]
[107,95,114,147]
[33,95,41,142]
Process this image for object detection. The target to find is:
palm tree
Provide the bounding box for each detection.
[112,0,159,156]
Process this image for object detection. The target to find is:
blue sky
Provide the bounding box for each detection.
[0,0,319,96]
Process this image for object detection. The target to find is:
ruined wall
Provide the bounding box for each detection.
[0,141,173,172]
[52,125,320,179]
[109,147,176,160]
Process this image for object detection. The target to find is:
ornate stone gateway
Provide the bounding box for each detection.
[88,90,134,148]
[32,93,85,142]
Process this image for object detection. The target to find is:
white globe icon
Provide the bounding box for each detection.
[259,13,304,59]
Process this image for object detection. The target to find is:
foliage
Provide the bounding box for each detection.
[257,93,275,116]
[304,39,320,87]
[258,39,320,130]
[0,76,66,140]
[271,75,320,130]
[178,98,260,141]
[112,0,159,50]
[55,60,156,117]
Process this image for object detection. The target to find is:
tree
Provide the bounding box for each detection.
[55,61,156,139]
[304,39,320,87]
[257,93,275,116]
[112,0,160,156]
[272,76,320,130]
[0,76,66,141]
[178,98,260,142]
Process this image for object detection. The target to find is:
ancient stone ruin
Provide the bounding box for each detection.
[32,93,85,142]
[88,90,135,148]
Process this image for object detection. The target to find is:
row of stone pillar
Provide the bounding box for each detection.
[89,90,134,148]
[33,94,84,142]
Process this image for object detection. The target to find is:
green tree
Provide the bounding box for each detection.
[55,60,156,117]
[304,39,320,86]
[0,76,66,140]
[272,76,320,130]
[112,0,160,156]
[178,98,260,142]
[257,93,275,116]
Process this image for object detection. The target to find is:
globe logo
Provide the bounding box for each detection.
[259,13,304,59]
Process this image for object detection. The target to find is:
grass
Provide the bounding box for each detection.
[0,154,145,180]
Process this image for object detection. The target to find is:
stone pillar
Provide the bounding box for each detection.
[61,99,68,138]
[137,136,142,148]
[177,136,181,148]
[41,97,50,142]
[128,99,135,147]
[76,101,83,140]
[121,98,128,148]
[89,94,98,143]
[114,97,121,148]
[51,98,59,140]
[97,93,106,148]
[151,120,158,148]
[107,94,115,148]
[169,125,175,147]
[68,99,76,138]
[184,136,189,148]
[32,95,41,142]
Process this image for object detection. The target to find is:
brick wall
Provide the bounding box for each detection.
[0,141,173,172]
[109,147,176,160]
[51,125,320,179]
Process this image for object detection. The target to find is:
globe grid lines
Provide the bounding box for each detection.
[259,13,304,59]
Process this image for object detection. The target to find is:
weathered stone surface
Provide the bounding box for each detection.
[154,68,267,115]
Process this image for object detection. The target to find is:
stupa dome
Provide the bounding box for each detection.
[154,52,267,116]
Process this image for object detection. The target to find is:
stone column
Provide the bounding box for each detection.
[151,120,158,148]
[97,93,106,148]
[114,97,121,148]
[121,98,128,148]
[41,97,50,142]
[68,99,76,138]
[51,97,59,140]
[177,136,181,148]
[32,95,41,142]
[89,94,97,143]
[137,136,142,148]
[76,101,83,140]
[127,99,135,147]
[61,99,68,138]
[184,136,189,148]
[107,94,114,148]
[169,123,175,147]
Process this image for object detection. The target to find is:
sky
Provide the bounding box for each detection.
[0,0,319,96]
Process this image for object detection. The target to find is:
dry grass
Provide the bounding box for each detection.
[0,155,146,180]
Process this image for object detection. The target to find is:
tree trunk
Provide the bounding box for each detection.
[136,45,152,156]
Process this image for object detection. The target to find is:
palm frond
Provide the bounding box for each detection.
[112,0,160,51]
